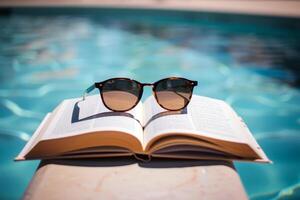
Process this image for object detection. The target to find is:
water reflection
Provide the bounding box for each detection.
[121,19,300,87]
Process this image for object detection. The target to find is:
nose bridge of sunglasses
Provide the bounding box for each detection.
[138,83,153,100]
[142,83,153,87]
[142,83,155,92]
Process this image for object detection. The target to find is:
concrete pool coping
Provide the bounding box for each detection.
[0,0,300,18]
[24,159,248,200]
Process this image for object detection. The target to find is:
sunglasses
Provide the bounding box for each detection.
[82,77,198,112]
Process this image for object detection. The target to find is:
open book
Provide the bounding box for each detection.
[16,94,270,163]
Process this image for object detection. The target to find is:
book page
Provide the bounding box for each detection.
[15,113,52,160]
[42,95,144,143]
[143,95,247,147]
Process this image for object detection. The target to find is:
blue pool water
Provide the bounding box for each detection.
[0,8,299,199]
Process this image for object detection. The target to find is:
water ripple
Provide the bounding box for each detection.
[0,83,82,98]
[0,99,43,119]
[0,129,30,142]
[256,130,300,141]
[275,182,300,200]
[251,182,300,200]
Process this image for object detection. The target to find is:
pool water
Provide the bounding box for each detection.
[0,8,299,199]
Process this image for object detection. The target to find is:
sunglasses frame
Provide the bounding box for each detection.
[82,77,198,112]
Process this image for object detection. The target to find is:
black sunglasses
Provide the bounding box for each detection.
[82,77,198,112]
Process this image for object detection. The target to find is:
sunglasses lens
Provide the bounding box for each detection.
[154,78,194,110]
[101,79,142,111]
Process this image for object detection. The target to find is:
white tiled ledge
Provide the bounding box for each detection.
[0,0,300,18]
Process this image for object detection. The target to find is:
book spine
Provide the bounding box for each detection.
[133,153,152,162]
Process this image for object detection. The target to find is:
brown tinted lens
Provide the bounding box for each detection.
[154,78,193,110]
[101,79,141,111]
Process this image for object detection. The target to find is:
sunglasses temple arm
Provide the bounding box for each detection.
[174,91,190,104]
[173,82,197,104]
[82,84,96,101]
